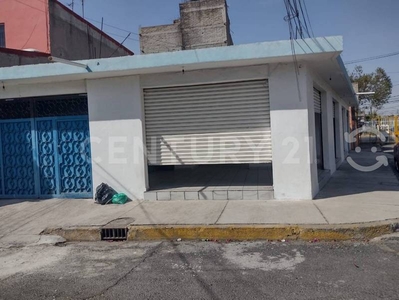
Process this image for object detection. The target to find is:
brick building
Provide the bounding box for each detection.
[140,0,233,54]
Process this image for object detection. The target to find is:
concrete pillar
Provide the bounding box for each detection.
[269,64,315,200]
[336,103,345,163]
[86,76,147,200]
[321,91,336,174]
[333,100,342,161]
[343,108,349,154]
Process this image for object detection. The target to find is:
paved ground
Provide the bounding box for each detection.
[0,145,398,246]
[1,236,399,300]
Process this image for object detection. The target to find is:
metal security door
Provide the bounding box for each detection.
[0,120,36,197]
[0,95,92,199]
[144,80,271,165]
[56,117,92,197]
[36,116,92,198]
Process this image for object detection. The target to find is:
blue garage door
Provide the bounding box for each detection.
[0,95,92,199]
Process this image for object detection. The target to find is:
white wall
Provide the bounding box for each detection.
[86,76,147,200]
[269,63,315,199]
[333,99,342,162]
[140,65,269,88]
[0,80,86,100]
[310,71,349,167]
[308,67,350,193]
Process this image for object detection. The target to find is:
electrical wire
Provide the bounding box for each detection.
[109,33,131,57]
[84,18,180,49]
[21,20,40,49]
[103,30,139,42]
[301,0,314,37]
[297,0,311,38]
[13,0,46,12]
[283,0,303,102]
[85,17,140,36]
[345,51,399,65]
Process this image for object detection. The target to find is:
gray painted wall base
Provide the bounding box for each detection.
[144,189,274,201]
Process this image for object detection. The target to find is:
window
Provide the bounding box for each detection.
[0,24,5,47]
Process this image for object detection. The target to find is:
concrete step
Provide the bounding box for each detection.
[144,189,274,201]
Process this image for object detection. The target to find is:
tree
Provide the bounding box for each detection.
[350,66,392,110]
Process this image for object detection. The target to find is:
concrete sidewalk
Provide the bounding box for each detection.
[1,146,399,244]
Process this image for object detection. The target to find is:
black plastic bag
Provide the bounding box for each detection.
[95,183,117,205]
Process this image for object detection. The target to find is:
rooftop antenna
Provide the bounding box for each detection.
[67,0,74,11]
[81,0,85,18]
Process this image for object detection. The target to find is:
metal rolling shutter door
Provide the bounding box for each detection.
[144,80,271,165]
[314,88,322,113]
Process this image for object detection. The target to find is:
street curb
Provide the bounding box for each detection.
[42,227,100,242]
[43,219,399,242]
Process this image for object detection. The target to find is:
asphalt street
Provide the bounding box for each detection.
[1,237,399,300]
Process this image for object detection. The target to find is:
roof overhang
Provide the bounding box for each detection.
[0,35,356,104]
[308,55,357,106]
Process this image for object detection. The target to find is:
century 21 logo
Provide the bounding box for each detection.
[344,127,389,172]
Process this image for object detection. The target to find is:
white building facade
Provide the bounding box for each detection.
[0,36,356,200]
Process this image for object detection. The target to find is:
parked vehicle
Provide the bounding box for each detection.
[394,142,399,172]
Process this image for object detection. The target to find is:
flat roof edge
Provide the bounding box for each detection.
[0,36,343,83]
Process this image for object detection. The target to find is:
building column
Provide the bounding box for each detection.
[334,100,342,161]
[343,108,350,154]
[321,91,336,174]
[336,103,345,163]
[269,64,315,200]
[86,76,147,200]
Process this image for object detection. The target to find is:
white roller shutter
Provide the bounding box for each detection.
[144,80,271,165]
[314,88,322,113]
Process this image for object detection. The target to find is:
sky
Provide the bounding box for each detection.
[59,0,399,114]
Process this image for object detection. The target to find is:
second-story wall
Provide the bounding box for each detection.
[0,48,49,67]
[49,1,133,60]
[0,0,50,53]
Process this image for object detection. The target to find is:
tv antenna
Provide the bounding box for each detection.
[81,0,85,18]
[67,0,74,11]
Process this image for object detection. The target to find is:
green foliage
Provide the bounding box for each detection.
[350,66,392,110]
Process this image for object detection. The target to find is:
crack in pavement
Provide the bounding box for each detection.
[312,202,329,224]
[83,242,164,300]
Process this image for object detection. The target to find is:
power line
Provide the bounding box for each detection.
[13,0,46,12]
[84,17,180,49]
[104,30,139,42]
[85,17,140,36]
[109,33,131,57]
[21,21,39,48]
[345,51,399,65]
[301,0,314,37]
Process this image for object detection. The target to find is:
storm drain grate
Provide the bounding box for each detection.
[101,228,128,241]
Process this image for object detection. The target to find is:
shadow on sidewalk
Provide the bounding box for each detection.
[315,143,399,200]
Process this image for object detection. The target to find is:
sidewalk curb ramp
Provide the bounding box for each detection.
[42,219,399,242]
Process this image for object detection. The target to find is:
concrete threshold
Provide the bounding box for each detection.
[144,188,274,201]
[42,219,399,242]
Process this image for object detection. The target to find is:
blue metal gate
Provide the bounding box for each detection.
[0,96,92,199]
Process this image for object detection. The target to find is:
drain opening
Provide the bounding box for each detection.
[101,228,128,241]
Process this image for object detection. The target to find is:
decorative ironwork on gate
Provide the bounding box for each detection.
[0,121,35,196]
[0,100,31,120]
[35,96,88,117]
[0,95,92,199]
[57,119,92,195]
